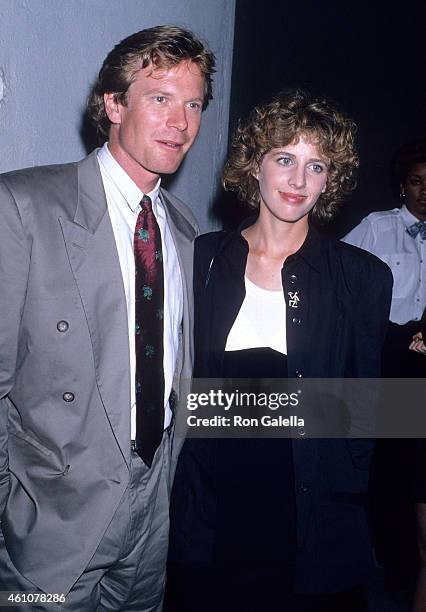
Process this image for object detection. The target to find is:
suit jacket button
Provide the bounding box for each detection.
[301,484,309,492]
[295,370,303,378]
[57,320,69,332]
[289,274,297,284]
[63,392,75,402]
[292,317,301,324]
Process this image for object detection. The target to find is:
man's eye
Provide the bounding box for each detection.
[188,101,202,111]
[154,96,166,103]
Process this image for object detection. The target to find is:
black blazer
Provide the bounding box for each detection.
[173,219,393,593]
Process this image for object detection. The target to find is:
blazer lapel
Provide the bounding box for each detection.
[60,152,131,465]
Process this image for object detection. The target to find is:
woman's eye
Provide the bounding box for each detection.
[277,157,293,166]
[310,163,325,173]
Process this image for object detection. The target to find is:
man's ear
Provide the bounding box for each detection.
[104,93,122,125]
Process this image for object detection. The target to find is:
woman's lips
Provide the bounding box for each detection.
[279,191,307,204]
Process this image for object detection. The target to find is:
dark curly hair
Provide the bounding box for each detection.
[87,25,216,142]
[223,89,359,224]
[392,137,426,195]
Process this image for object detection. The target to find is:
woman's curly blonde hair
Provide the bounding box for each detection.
[223,90,359,223]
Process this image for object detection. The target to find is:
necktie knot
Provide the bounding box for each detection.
[407,221,426,240]
[140,194,153,212]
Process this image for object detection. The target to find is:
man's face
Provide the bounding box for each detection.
[105,60,205,191]
[402,162,426,221]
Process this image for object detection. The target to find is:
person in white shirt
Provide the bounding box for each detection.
[344,139,426,595]
[344,138,426,376]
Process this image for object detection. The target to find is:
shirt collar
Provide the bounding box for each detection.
[400,204,422,227]
[97,143,161,213]
[293,222,323,272]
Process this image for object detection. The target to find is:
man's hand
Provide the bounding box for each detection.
[409,331,426,355]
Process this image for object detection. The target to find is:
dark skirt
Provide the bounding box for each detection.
[167,348,297,610]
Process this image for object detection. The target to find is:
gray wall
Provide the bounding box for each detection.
[0,0,235,231]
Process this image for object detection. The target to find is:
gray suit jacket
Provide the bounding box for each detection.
[0,151,197,594]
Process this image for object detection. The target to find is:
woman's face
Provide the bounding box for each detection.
[402,162,426,221]
[255,135,328,225]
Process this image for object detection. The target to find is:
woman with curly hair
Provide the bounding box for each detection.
[165,90,392,612]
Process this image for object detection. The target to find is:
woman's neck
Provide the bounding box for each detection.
[241,212,309,291]
[242,212,309,260]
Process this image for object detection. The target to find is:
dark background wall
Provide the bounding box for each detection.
[221,1,426,236]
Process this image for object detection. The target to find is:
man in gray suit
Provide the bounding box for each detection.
[0,25,215,611]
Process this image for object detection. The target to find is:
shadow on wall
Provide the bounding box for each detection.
[211,189,251,230]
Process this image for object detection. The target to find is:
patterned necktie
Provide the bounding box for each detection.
[134,195,164,466]
[406,221,426,240]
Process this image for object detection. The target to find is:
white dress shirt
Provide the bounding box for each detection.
[225,276,287,354]
[343,205,426,324]
[97,143,183,436]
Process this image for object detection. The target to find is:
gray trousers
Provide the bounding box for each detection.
[0,432,172,611]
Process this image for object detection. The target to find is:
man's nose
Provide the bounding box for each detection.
[167,105,188,131]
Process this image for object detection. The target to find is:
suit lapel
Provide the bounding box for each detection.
[60,152,131,465]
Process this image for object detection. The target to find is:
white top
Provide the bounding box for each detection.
[97,143,183,436]
[343,205,426,324]
[225,276,287,354]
